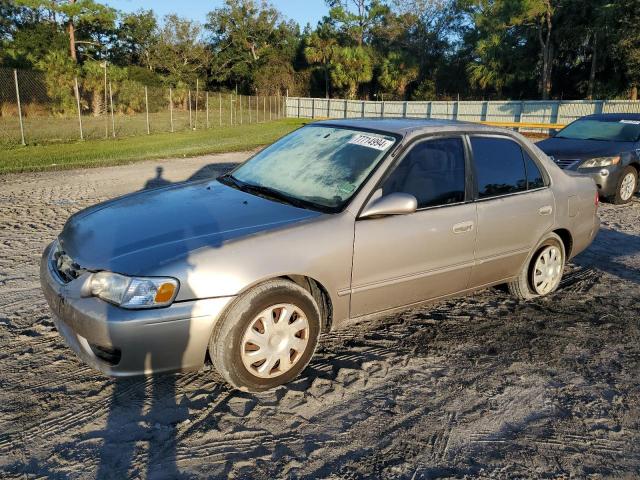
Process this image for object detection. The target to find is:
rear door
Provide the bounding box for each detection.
[468,135,555,287]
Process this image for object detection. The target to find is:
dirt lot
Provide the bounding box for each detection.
[0,153,639,479]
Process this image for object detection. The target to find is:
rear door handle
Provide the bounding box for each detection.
[538,205,553,216]
[452,221,474,234]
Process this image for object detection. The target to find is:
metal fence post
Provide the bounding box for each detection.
[344,100,347,118]
[109,81,115,137]
[145,86,150,134]
[269,96,272,121]
[240,95,243,125]
[169,87,174,133]
[263,96,266,121]
[103,64,108,138]
[361,101,365,118]
[297,98,300,118]
[249,96,252,123]
[230,94,233,125]
[381,100,385,118]
[74,77,83,140]
[13,69,25,145]
[327,98,331,118]
[403,101,408,118]
[195,79,199,130]
[257,95,261,122]
[311,98,315,119]
[219,92,222,126]
[206,91,209,128]
[188,89,192,129]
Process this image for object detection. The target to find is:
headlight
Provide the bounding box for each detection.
[580,156,620,168]
[90,272,179,309]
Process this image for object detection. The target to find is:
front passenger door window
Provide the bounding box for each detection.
[382,137,466,208]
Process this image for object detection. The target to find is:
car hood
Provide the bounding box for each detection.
[536,137,633,159]
[59,180,322,275]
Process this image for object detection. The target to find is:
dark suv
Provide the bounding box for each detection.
[537,113,640,204]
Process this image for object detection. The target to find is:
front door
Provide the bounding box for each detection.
[350,136,477,318]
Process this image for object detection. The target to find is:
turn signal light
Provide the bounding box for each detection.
[155,282,177,303]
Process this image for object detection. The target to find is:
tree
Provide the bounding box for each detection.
[326,0,389,46]
[206,0,300,92]
[304,26,338,98]
[14,0,116,62]
[614,0,640,99]
[150,15,210,86]
[378,51,418,98]
[113,9,157,70]
[330,45,373,98]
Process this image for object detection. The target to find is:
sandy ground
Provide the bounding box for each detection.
[0,153,639,479]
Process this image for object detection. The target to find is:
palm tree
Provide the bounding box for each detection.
[304,31,338,98]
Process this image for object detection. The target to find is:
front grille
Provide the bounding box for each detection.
[554,158,580,169]
[51,244,86,283]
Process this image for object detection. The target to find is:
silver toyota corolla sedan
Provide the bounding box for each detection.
[40,119,600,391]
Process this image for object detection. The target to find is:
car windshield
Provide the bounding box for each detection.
[555,119,640,142]
[224,125,397,211]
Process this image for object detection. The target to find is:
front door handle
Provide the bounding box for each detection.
[538,205,553,216]
[452,221,474,234]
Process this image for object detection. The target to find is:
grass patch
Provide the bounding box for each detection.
[0,118,308,174]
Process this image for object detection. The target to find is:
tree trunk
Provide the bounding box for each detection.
[538,4,553,100]
[68,0,77,62]
[324,64,330,99]
[587,32,597,100]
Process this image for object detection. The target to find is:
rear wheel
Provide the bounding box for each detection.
[612,166,638,205]
[209,279,321,392]
[508,233,565,300]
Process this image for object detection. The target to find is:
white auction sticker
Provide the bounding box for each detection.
[620,120,640,124]
[348,134,394,150]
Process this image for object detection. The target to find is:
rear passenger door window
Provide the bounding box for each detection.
[382,137,466,208]
[471,137,527,198]
[523,151,545,189]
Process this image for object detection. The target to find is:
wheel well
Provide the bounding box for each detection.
[282,275,333,332]
[553,228,573,259]
[629,162,640,177]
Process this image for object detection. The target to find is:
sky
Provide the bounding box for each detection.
[104,0,329,28]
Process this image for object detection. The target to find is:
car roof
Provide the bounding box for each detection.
[312,117,500,136]
[580,113,640,122]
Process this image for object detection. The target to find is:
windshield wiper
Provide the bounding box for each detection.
[218,174,325,211]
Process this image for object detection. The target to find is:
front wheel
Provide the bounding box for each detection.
[508,233,565,300]
[209,279,321,392]
[612,166,638,205]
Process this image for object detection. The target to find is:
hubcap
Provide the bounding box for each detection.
[532,246,563,295]
[620,172,636,201]
[240,303,309,379]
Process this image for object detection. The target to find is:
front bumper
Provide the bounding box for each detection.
[40,242,234,376]
[569,166,621,198]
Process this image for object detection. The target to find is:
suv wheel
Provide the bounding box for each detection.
[508,233,565,300]
[209,279,321,392]
[612,166,638,205]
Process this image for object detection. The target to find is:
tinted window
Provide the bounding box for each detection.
[471,137,527,198]
[524,152,545,189]
[382,138,466,208]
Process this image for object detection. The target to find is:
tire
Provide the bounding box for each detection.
[611,166,638,205]
[508,233,565,300]
[209,279,321,392]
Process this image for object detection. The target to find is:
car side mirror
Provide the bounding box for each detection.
[359,192,418,219]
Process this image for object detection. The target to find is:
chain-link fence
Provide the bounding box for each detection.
[0,67,286,148]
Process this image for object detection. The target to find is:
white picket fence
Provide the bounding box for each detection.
[285,97,640,128]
